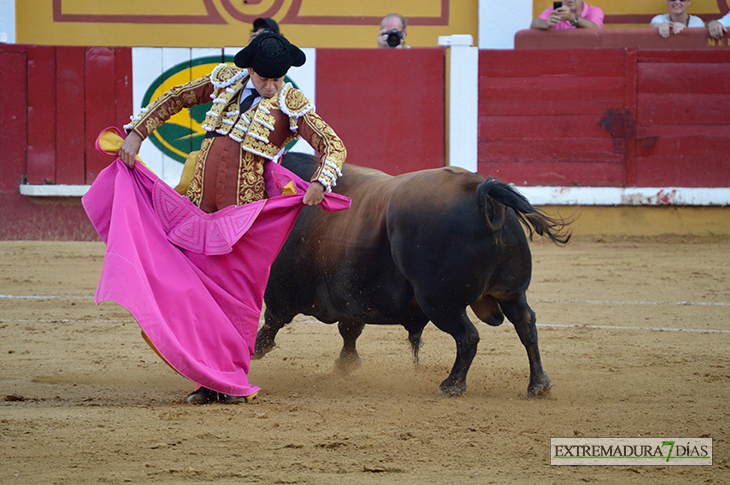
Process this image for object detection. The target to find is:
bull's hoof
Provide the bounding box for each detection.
[334,353,362,375]
[438,381,467,397]
[253,342,276,360]
[527,375,553,398]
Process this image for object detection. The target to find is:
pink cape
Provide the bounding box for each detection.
[82,132,351,397]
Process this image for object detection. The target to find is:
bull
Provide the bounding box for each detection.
[255,153,570,397]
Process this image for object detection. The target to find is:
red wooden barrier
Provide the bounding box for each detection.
[478,49,629,186]
[0,45,132,240]
[0,47,28,199]
[1,43,729,240]
[634,50,730,187]
[315,48,446,175]
[478,48,730,188]
[27,46,57,185]
[56,46,87,185]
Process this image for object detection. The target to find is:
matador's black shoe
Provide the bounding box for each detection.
[186,387,218,405]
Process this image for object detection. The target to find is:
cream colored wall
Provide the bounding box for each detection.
[540,206,730,237]
[16,0,478,48]
[19,1,721,49]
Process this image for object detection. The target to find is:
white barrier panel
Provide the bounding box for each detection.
[439,35,478,173]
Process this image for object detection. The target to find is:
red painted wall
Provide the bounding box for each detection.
[635,51,730,187]
[478,49,629,186]
[478,48,730,187]
[315,48,446,175]
[0,45,132,240]
[2,43,729,240]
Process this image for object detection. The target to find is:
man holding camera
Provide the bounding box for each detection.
[377,13,408,48]
[531,0,604,30]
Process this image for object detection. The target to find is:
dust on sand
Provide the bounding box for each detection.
[1,237,728,484]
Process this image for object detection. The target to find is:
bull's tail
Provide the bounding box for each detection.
[476,178,572,245]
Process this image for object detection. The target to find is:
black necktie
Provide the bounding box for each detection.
[204,88,261,139]
[240,89,260,112]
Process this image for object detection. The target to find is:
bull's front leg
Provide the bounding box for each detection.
[501,295,552,397]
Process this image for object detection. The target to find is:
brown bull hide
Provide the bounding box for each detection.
[256,153,570,397]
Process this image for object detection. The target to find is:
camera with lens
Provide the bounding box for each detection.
[386,29,404,48]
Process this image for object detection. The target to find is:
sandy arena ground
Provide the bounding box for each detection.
[1,236,728,484]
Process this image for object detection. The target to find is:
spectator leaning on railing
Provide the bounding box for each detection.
[707,11,730,39]
[650,0,704,39]
[531,0,604,30]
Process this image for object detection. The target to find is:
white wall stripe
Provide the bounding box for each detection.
[3,316,726,335]
[22,184,730,204]
[0,294,92,299]
[0,319,134,324]
[535,323,730,334]
[534,298,730,307]
[515,186,730,206]
[2,315,727,335]
[3,294,728,308]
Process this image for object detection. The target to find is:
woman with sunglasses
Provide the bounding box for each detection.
[650,0,704,38]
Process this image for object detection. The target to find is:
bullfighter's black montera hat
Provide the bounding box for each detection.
[234,32,306,79]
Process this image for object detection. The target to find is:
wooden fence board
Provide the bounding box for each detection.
[479,138,623,163]
[26,46,56,184]
[56,46,86,185]
[637,93,730,125]
[634,155,730,187]
[84,47,117,183]
[477,160,626,186]
[480,76,625,103]
[638,63,730,95]
[479,115,613,139]
[114,47,134,134]
[480,49,627,78]
[0,51,28,196]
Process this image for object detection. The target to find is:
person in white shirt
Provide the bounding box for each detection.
[650,0,704,38]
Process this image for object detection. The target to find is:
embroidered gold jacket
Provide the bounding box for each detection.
[124,64,346,200]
